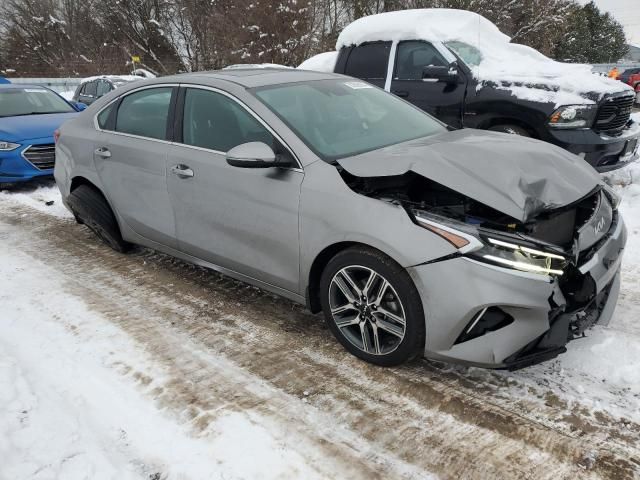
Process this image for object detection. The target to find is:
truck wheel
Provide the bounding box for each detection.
[488,124,531,137]
[67,184,131,253]
[319,247,426,367]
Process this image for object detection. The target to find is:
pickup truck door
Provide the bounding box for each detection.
[389,40,467,128]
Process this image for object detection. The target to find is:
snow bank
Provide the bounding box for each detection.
[335,9,632,107]
[298,52,338,72]
[0,182,71,218]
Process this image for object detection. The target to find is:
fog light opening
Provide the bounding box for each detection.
[454,307,514,344]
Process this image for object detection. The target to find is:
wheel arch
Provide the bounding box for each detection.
[69,175,124,234]
[306,241,406,314]
[479,117,539,138]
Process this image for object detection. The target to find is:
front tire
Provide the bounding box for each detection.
[67,184,131,253]
[319,247,426,367]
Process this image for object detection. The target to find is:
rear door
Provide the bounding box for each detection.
[94,85,178,247]
[342,42,392,89]
[390,41,467,127]
[165,86,303,292]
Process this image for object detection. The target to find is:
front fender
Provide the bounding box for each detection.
[299,161,456,292]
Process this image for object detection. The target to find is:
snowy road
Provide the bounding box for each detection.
[1,175,640,479]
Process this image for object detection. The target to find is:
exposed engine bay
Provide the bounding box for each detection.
[339,168,602,251]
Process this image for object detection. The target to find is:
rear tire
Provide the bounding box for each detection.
[319,247,425,367]
[488,124,531,137]
[68,184,130,253]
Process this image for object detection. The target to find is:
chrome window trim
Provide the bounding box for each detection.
[93,83,303,172]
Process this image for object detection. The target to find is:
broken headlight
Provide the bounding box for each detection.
[548,105,596,129]
[412,209,567,277]
[471,236,567,276]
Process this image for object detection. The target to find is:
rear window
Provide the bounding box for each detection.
[344,42,391,80]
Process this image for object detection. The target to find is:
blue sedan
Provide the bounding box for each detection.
[0,85,84,183]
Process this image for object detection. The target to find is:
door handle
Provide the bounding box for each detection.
[392,90,409,97]
[94,147,111,158]
[171,164,194,178]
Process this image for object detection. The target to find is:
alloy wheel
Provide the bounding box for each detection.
[328,265,406,355]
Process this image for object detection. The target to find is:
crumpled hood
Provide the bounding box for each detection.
[337,129,601,222]
[0,112,77,142]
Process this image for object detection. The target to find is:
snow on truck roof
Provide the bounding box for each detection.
[336,9,507,49]
[302,9,631,106]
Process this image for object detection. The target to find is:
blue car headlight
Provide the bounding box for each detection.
[0,141,20,151]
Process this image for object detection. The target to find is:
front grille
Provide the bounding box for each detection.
[594,94,635,134]
[22,144,55,170]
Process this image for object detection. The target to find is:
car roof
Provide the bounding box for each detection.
[145,68,342,89]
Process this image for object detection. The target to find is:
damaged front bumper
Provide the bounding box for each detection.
[407,214,626,369]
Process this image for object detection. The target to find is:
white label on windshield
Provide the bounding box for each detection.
[23,88,47,93]
[344,81,373,90]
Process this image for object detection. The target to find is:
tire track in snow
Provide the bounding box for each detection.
[1,201,638,479]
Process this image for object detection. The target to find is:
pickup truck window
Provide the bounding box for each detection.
[344,42,391,80]
[445,41,482,67]
[395,41,447,80]
[254,79,445,161]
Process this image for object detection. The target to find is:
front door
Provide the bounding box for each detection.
[94,86,177,247]
[390,40,467,128]
[166,87,303,293]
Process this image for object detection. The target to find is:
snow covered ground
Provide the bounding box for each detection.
[2,153,640,478]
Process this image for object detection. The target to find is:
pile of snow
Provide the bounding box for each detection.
[58,90,75,100]
[0,182,71,218]
[298,52,338,72]
[332,9,632,106]
[131,68,156,79]
[81,74,142,84]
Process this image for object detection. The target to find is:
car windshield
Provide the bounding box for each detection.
[254,79,445,160]
[445,41,483,67]
[0,87,74,117]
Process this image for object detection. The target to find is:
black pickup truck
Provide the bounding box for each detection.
[322,10,639,172]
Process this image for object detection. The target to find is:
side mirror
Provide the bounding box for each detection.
[73,101,88,111]
[226,142,290,168]
[422,63,458,84]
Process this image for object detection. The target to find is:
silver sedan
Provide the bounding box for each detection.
[54,69,626,369]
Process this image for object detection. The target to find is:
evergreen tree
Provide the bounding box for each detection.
[554,1,628,63]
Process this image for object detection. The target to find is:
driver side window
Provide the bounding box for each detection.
[395,41,447,80]
[182,88,275,153]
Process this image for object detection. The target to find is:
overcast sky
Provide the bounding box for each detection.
[580,0,640,46]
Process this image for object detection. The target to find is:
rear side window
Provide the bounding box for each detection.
[96,80,111,97]
[116,87,172,140]
[84,81,97,97]
[182,88,274,152]
[395,41,447,80]
[344,42,391,80]
[97,103,115,130]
